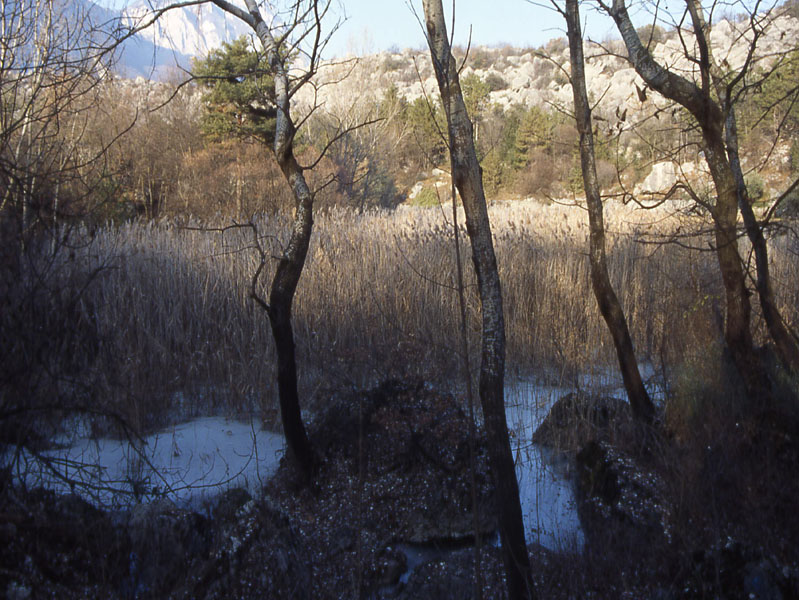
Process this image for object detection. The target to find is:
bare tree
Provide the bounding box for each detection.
[304,77,405,211]
[421,1,536,598]
[701,5,799,374]
[599,0,777,401]
[557,0,656,422]
[0,0,136,458]
[187,0,341,477]
[0,0,122,256]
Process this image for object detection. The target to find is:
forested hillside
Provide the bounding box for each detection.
[66,6,797,222]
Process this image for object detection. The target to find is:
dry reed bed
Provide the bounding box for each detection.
[54,201,799,426]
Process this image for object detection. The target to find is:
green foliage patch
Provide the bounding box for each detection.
[410,185,441,207]
[193,37,276,145]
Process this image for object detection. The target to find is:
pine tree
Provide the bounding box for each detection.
[512,105,556,169]
[193,36,276,144]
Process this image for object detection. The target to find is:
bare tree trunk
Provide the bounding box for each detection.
[604,0,769,402]
[211,0,317,475]
[725,109,799,373]
[686,0,799,375]
[422,2,535,598]
[704,133,768,398]
[563,0,654,423]
[266,151,316,476]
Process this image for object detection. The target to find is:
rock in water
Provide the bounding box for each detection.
[532,392,632,452]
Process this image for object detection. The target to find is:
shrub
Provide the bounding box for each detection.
[596,159,618,191]
[484,72,508,92]
[381,54,406,72]
[515,152,563,197]
[635,23,667,47]
[776,184,799,217]
[665,340,742,440]
[468,47,494,70]
[409,185,441,207]
[745,172,766,202]
[553,71,569,87]
[543,37,568,57]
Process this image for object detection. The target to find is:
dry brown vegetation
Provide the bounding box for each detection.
[29,200,797,434]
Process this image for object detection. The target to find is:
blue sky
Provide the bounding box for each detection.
[328,0,587,55]
[100,0,625,57]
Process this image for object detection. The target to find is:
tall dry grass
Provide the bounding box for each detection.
[36,200,799,430]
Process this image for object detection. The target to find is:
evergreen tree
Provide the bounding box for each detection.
[407,96,447,168]
[513,105,557,169]
[756,49,799,136]
[193,37,276,144]
[461,73,491,121]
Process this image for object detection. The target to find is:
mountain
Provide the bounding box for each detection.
[109,0,251,79]
[122,1,250,58]
[300,12,799,124]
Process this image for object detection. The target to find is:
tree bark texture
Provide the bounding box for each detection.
[607,0,769,402]
[564,0,655,423]
[212,0,315,475]
[422,1,536,598]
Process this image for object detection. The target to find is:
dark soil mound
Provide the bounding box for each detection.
[177,494,310,599]
[0,486,130,599]
[264,379,498,598]
[532,392,632,451]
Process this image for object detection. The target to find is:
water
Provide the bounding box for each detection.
[504,364,665,551]
[5,370,659,551]
[4,417,285,510]
[505,378,584,552]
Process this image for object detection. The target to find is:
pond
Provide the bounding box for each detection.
[5,369,661,550]
[6,417,285,511]
[505,378,584,551]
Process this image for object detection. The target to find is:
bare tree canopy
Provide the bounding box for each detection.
[197,0,340,476]
[598,0,793,402]
[1,0,124,253]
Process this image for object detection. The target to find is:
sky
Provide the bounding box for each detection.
[99,0,625,57]
[328,0,582,56]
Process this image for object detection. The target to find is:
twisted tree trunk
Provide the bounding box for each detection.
[688,0,799,375]
[726,109,799,374]
[564,0,655,423]
[212,0,316,475]
[605,0,770,402]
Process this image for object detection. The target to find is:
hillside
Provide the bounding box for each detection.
[305,12,799,115]
[274,9,794,206]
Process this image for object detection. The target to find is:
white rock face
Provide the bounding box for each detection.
[635,162,681,194]
[298,13,798,124]
[123,0,252,58]
[634,161,706,196]
[113,0,799,151]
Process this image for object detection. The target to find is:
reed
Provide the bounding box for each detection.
[36,200,799,430]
